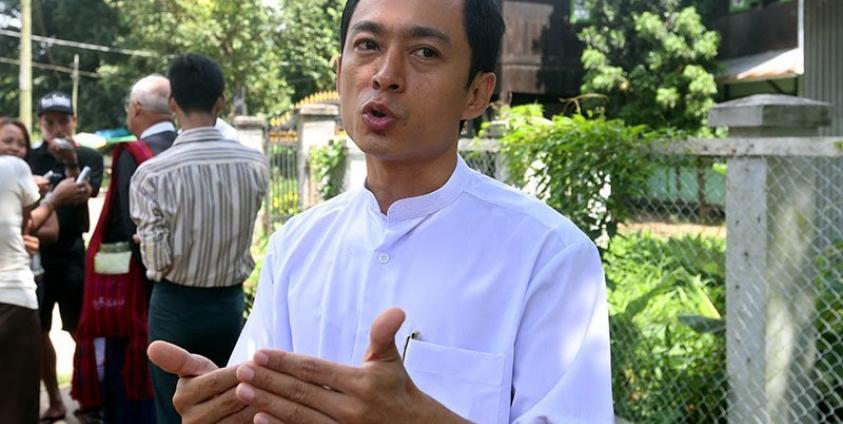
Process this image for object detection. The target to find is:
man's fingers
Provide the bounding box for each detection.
[253,412,285,424]
[363,307,406,363]
[179,386,247,424]
[236,383,334,424]
[237,364,348,419]
[148,340,218,377]
[217,406,260,424]
[253,349,360,394]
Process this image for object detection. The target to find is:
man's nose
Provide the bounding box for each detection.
[371,50,405,93]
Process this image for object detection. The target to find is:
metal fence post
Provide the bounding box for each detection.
[296,104,340,209]
[710,95,832,423]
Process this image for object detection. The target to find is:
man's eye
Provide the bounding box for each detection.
[355,40,378,51]
[413,47,438,58]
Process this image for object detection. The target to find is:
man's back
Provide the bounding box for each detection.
[130,127,268,286]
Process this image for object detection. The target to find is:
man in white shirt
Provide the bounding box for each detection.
[148,0,614,422]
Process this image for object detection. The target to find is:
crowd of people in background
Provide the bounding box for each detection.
[0,53,266,423]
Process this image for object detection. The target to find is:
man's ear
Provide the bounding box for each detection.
[460,72,496,121]
[215,96,226,115]
[335,55,343,95]
[168,96,179,114]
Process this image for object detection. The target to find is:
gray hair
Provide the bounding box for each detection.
[130,74,171,114]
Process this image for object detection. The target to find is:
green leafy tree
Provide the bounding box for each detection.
[579,1,720,132]
[275,0,343,102]
[0,0,130,131]
[104,0,291,116]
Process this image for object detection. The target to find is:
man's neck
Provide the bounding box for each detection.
[364,148,458,214]
[177,112,217,131]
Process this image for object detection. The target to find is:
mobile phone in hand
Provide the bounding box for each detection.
[54,137,74,151]
[76,166,92,184]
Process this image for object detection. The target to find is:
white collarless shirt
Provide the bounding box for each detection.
[231,156,614,423]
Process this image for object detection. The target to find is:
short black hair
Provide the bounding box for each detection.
[167,53,225,114]
[339,0,505,87]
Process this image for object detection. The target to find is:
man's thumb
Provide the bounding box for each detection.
[148,340,218,377]
[363,307,406,362]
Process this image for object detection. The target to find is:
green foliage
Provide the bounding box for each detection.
[578,1,720,132]
[493,104,657,243]
[244,230,271,319]
[605,231,727,422]
[267,143,301,218]
[104,0,291,116]
[0,0,131,131]
[309,140,346,201]
[275,0,343,102]
[815,241,843,417]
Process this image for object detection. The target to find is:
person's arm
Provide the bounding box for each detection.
[85,148,105,197]
[510,239,614,423]
[31,210,58,244]
[29,177,84,234]
[22,205,39,256]
[129,171,172,281]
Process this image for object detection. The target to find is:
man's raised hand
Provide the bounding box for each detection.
[147,341,256,424]
[234,307,469,424]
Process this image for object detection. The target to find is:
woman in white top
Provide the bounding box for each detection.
[0,120,44,423]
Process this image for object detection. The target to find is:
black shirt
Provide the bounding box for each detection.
[28,142,104,259]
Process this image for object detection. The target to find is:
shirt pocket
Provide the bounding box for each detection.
[403,339,505,424]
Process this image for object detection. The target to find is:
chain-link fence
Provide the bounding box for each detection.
[456,140,843,423]
[261,129,843,423]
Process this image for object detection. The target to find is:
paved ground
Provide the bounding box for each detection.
[38,304,80,423]
[37,193,104,423]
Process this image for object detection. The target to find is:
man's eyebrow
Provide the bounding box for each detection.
[350,21,451,47]
[408,26,451,46]
[351,20,384,36]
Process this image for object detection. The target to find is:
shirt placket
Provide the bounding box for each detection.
[351,214,422,363]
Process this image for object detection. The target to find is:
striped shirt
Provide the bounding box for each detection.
[129,127,268,287]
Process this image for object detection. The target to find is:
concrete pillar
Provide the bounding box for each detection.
[296,104,339,208]
[710,95,831,424]
[233,115,267,153]
[234,116,269,234]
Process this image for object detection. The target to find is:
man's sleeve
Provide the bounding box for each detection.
[511,240,614,423]
[84,148,105,197]
[228,231,293,365]
[129,170,172,281]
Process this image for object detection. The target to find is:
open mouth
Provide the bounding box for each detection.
[361,101,398,132]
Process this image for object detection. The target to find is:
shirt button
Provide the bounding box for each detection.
[378,253,390,264]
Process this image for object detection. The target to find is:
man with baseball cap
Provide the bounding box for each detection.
[27,90,104,422]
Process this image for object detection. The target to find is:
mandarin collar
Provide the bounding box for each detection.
[172,127,228,147]
[363,155,472,222]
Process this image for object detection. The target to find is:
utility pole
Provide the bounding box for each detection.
[72,54,79,119]
[19,0,32,133]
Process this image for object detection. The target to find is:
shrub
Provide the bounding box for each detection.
[492,105,657,245]
[605,232,727,422]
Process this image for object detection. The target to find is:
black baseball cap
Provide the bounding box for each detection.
[37,91,74,115]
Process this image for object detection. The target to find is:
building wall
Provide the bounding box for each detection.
[804,0,843,247]
[804,0,843,136]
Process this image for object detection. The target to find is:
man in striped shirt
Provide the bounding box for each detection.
[129,53,268,424]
